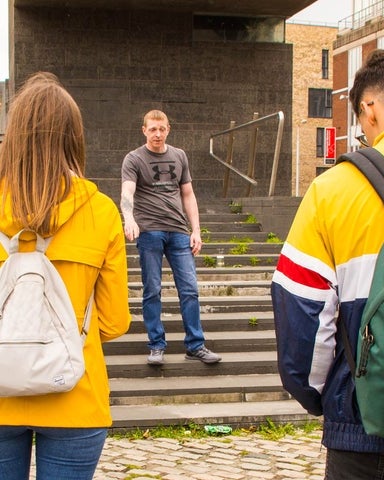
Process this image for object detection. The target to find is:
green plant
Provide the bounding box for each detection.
[229,236,253,244]
[244,214,257,224]
[200,227,211,243]
[249,256,260,266]
[203,255,216,267]
[248,316,258,326]
[125,471,161,479]
[257,418,296,440]
[229,201,242,214]
[299,420,323,435]
[229,243,249,255]
[266,232,283,243]
[109,420,323,442]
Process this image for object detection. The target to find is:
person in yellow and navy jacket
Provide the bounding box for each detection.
[271,49,384,480]
[0,72,131,480]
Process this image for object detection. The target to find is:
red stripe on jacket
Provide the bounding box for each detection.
[277,254,330,290]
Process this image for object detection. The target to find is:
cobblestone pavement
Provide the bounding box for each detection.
[31,429,326,479]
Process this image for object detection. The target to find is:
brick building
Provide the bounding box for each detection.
[286,22,337,196]
[333,0,384,158]
[8,0,315,202]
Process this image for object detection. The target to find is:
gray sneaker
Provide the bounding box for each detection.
[185,346,221,364]
[147,349,164,365]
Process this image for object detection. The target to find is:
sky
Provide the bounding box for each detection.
[0,0,353,82]
[289,0,353,25]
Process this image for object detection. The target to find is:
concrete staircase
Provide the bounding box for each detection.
[105,201,313,431]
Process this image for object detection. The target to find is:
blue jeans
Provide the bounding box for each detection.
[137,231,205,351]
[0,426,107,480]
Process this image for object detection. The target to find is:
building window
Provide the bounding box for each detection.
[316,128,325,157]
[322,50,329,79]
[193,15,285,43]
[308,88,332,118]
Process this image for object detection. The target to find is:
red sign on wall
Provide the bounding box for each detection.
[324,127,336,165]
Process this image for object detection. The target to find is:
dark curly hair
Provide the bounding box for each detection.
[349,49,384,115]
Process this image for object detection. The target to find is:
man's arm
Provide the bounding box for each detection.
[180,182,202,256]
[120,180,140,241]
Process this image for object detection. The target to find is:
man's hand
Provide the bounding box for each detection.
[124,219,140,241]
[190,230,202,256]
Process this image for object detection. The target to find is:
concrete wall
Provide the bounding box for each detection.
[11,6,294,203]
[240,196,301,240]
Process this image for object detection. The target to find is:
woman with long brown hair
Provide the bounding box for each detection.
[0,72,131,480]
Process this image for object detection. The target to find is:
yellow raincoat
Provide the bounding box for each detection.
[0,177,131,427]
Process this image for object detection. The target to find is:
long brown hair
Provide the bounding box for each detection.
[0,72,86,235]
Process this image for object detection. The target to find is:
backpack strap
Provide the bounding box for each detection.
[81,290,94,345]
[0,231,10,255]
[0,230,50,255]
[337,147,384,202]
[337,147,384,377]
[0,229,93,345]
[339,313,356,374]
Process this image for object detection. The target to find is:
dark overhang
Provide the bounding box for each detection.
[12,0,316,18]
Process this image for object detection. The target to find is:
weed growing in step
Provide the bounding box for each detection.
[229,243,249,255]
[229,201,242,213]
[249,256,260,266]
[266,232,283,243]
[110,420,323,442]
[203,255,216,267]
[229,236,253,244]
[200,227,211,243]
[249,317,258,326]
[244,214,257,224]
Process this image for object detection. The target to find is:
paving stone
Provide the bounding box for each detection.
[29,431,327,479]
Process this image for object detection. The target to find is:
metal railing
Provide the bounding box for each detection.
[338,0,384,32]
[209,111,285,197]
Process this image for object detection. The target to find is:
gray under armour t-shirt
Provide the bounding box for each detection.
[121,144,192,233]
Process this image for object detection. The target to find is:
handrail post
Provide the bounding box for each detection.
[268,111,285,196]
[209,110,284,197]
[223,120,236,197]
[246,112,259,197]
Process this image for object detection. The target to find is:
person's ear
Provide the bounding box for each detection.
[366,106,376,126]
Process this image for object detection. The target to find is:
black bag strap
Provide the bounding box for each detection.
[337,148,384,203]
[339,313,356,374]
[336,147,384,375]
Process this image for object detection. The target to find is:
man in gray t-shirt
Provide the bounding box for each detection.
[121,110,221,366]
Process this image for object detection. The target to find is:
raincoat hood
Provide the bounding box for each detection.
[0,177,98,238]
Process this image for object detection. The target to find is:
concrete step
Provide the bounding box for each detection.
[104,329,276,355]
[127,254,279,269]
[110,399,311,430]
[199,212,255,222]
[125,242,282,255]
[128,295,272,314]
[124,312,274,334]
[204,231,275,241]
[105,351,278,378]
[128,279,271,298]
[198,222,262,233]
[110,201,290,431]
[109,373,287,405]
[128,266,275,282]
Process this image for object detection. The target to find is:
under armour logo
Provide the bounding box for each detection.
[152,165,177,181]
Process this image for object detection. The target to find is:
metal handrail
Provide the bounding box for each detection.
[338,0,384,32]
[209,111,285,197]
